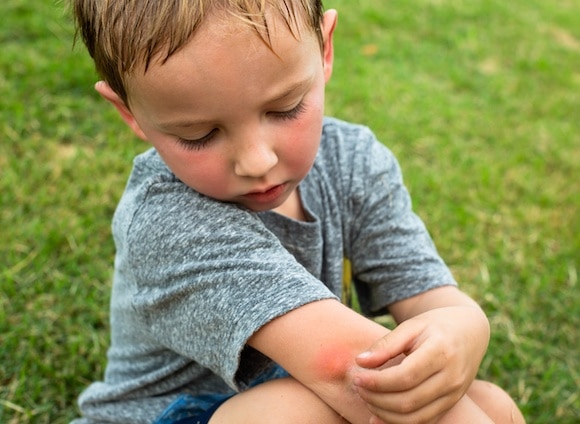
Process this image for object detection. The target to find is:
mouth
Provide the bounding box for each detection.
[243,183,287,204]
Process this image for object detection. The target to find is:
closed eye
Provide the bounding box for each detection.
[269,101,307,121]
[176,128,219,151]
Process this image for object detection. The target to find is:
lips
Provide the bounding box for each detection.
[243,183,287,205]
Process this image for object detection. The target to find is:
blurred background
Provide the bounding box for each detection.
[1,0,578,422]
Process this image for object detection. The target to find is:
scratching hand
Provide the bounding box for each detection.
[353,307,489,424]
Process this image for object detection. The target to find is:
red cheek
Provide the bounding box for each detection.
[313,344,354,381]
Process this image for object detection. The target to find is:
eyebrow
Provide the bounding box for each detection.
[267,77,313,104]
[157,77,313,130]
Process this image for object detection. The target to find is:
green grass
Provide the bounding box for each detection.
[1,0,578,422]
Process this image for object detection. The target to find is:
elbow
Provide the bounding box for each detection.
[311,343,359,387]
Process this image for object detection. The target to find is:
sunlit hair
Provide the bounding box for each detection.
[72,0,324,105]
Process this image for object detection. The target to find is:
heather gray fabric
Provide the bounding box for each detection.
[72,117,456,423]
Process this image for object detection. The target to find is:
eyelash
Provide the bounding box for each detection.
[175,101,307,151]
[176,129,218,151]
[270,100,307,121]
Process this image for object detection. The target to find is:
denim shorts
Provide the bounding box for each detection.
[154,365,289,424]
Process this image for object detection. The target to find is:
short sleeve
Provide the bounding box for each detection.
[344,128,456,315]
[122,183,337,390]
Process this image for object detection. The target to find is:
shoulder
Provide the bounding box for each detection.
[313,117,402,198]
[321,117,376,148]
[112,149,263,248]
[116,148,180,211]
[319,117,398,169]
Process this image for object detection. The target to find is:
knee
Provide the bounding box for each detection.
[210,377,348,424]
[467,380,526,424]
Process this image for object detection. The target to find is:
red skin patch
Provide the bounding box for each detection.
[313,343,355,382]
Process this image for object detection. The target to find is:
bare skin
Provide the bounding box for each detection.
[101,5,526,423]
[209,378,525,424]
[210,378,350,424]
[207,297,525,424]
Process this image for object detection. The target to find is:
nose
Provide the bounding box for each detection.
[233,138,278,178]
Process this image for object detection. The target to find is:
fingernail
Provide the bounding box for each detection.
[357,351,372,359]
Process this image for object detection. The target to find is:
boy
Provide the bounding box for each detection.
[71,1,525,423]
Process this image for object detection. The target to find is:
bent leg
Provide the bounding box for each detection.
[209,377,348,424]
[467,379,526,424]
[432,379,525,424]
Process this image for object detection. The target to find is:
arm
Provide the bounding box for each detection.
[248,298,393,424]
[353,286,490,423]
[389,283,488,323]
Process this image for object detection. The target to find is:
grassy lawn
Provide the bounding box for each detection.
[1,0,578,422]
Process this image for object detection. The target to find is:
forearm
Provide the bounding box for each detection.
[351,287,492,423]
[309,379,374,424]
[390,286,489,343]
[390,287,490,370]
[248,299,392,423]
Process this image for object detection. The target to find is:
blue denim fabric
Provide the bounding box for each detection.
[154,365,289,424]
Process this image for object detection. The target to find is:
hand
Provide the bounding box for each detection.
[352,306,490,424]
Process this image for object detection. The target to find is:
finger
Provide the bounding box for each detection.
[354,344,442,393]
[369,415,387,424]
[355,336,399,369]
[362,386,454,424]
[356,321,421,369]
[356,369,453,414]
[366,391,492,424]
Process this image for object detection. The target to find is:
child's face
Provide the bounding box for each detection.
[99,10,337,213]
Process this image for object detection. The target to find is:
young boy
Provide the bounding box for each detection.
[71,1,525,423]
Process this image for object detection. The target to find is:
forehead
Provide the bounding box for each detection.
[125,7,318,100]
[124,10,322,120]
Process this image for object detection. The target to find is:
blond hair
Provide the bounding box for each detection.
[72,0,324,104]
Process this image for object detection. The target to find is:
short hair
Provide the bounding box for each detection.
[72,0,325,105]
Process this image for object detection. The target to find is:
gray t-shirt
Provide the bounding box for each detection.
[73,117,456,423]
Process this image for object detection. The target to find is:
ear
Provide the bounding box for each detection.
[321,9,338,83]
[94,81,148,141]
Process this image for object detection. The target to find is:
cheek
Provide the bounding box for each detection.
[154,144,228,193]
[281,127,320,174]
[284,106,323,160]
[178,158,227,191]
